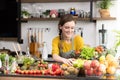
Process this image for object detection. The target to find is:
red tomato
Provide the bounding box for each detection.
[54,68,62,75]
[33,70,37,74]
[50,71,55,76]
[20,70,24,74]
[24,70,29,74]
[75,50,80,54]
[36,70,40,74]
[52,63,60,72]
[29,70,34,74]
[15,69,21,73]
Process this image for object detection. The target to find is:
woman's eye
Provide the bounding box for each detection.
[71,27,74,29]
[64,26,69,29]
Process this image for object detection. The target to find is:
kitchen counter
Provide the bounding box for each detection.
[0,54,118,80]
[0,73,110,80]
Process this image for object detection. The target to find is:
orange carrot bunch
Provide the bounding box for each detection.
[95,45,104,54]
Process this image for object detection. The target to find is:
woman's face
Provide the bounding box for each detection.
[60,21,75,39]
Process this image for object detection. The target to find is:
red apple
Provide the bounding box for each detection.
[85,68,93,76]
[93,66,104,76]
[98,64,106,73]
[84,60,91,70]
[96,71,102,76]
[93,68,97,74]
[90,60,100,68]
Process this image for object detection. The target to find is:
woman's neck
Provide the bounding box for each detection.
[61,34,74,43]
[62,36,72,43]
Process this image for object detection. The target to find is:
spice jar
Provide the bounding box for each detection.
[70,8,76,16]
[58,9,65,17]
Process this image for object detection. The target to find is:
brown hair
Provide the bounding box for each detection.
[58,14,76,40]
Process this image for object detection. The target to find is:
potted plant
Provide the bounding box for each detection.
[21,10,31,18]
[113,30,120,52]
[42,10,50,18]
[97,0,113,18]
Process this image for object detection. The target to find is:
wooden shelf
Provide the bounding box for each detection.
[21,18,59,21]
[93,17,116,20]
[21,0,92,3]
[21,17,91,21]
[19,0,116,23]
[20,0,116,3]
[21,17,116,22]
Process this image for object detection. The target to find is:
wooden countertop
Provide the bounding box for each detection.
[0,73,107,80]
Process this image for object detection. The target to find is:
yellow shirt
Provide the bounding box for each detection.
[52,35,84,55]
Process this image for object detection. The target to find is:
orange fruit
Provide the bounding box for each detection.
[108,60,119,68]
[106,54,115,61]
[106,66,116,74]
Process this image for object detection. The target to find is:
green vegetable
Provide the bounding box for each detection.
[22,56,35,66]
[73,59,85,68]
[0,53,16,66]
[79,46,95,60]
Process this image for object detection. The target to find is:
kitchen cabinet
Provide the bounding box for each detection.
[0,0,22,42]
[18,0,116,22]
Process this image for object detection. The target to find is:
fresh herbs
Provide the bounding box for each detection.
[97,0,113,9]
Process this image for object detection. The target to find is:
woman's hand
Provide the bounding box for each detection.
[62,58,75,66]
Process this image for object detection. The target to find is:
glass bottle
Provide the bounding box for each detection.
[5,54,9,70]
[42,42,48,60]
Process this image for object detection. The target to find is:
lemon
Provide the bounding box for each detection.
[99,55,106,62]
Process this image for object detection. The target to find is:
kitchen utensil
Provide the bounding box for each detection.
[27,28,30,45]
[12,43,19,57]
[99,24,107,47]
[81,28,83,37]
[17,43,23,55]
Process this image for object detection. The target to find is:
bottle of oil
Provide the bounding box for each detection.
[42,42,48,60]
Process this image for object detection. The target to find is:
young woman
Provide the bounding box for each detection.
[52,14,84,66]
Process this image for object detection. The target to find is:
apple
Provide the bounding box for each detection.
[98,64,106,73]
[96,71,102,76]
[85,68,93,76]
[84,60,91,70]
[93,68,97,74]
[93,68,102,76]
[90,60,100,68]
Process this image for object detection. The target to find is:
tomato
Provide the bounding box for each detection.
[24,70,29,74]
[36,70,40,74]
[54,68,62,75]
[75,50,80,54]
[20,70,24,74]
[29,70,34,74]
[33,70,37,74]
[50,71,55,76]
[52,63,60,72]
[15,69,21,73]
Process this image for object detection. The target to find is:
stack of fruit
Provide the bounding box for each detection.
[82,53,119,79]
[84,59,106,77]
[99,54,119,79]
[61,63,79,76]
